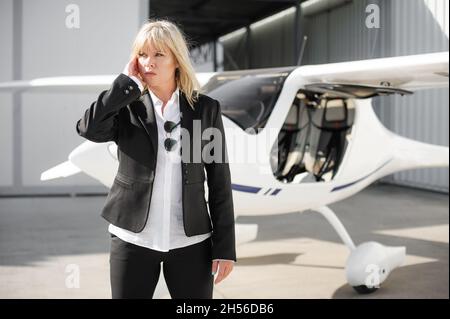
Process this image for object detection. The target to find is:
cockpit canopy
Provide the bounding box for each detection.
[202,67,296,132]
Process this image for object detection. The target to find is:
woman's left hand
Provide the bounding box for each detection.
[211,260,234,285]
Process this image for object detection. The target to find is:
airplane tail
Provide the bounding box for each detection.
[392,134,449,170]
[331,99,448,194]
[377,134,449,179]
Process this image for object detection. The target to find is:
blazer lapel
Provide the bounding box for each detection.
[129,90,193,157]
[179,91,194,136]
[180,91,198,162]
[129,90,158,153]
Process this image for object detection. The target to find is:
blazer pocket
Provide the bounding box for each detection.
[186,178,205,185]
[185,166,206,184]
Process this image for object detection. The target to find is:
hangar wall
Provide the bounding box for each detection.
[221,0,449,193]
[0,0,149,196]
[0,0,447,196]
[303,0,449,193]
[0,0,14,189]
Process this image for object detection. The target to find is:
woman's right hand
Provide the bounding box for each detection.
[123,56,145,87]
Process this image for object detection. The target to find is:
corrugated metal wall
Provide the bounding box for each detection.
[303,0,449,192]
[221,9,297,69]
[221,0,449,192]
[302,0,388,64]
[389,0,449,192]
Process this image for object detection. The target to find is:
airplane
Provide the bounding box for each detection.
[0,51,448,295]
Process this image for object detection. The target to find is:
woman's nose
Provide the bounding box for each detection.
[143,58,155,68]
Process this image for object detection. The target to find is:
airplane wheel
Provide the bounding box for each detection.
[352,285,379,294]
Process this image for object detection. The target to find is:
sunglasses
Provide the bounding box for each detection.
[163,120,181,152]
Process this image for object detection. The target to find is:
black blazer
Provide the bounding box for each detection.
[76,74,236,261]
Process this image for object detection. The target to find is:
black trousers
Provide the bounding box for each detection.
[109,234,213,299]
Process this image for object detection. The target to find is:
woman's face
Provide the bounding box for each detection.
[137,41,179,90]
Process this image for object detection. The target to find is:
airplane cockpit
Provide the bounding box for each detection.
[202,68,356,184]
[271,80,412,184]
[202,68,410,185]
[271,91,355,184]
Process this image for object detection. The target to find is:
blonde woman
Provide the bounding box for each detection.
[76,19,236,299]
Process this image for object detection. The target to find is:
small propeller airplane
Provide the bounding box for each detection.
[1,51,448,295]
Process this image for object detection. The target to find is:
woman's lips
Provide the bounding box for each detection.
[144,71,156,76]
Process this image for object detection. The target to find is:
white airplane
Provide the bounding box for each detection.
[1,51,448,295]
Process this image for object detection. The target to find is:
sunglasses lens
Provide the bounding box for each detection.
[164,138,177,151]
[164,121,176,132]
[163,120,180,151]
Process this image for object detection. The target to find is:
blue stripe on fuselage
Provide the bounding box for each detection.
[331,158,393,192]
[232,183,262,193]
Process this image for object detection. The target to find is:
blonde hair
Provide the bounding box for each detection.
[130,19,200,109]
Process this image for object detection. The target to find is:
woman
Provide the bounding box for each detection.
[76,19,236,299]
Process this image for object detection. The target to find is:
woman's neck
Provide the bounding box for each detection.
[148,82,177,106]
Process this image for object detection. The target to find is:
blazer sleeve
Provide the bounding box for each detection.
[204,99,237,262]
[76,73,141,143]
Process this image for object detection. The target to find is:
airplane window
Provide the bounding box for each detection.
[202,67,295,133]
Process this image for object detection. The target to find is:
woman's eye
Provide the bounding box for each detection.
[138,52,147,57]
[156,52,164,57]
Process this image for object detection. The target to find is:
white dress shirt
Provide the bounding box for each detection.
[108,77,212,251]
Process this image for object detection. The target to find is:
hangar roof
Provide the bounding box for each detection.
[149,0,301,47]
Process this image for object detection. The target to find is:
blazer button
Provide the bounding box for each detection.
[128,85,134,90]
[124,89,129,94]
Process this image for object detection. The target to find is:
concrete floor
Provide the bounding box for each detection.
[0,183,448,299]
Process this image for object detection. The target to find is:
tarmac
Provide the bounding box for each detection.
[0,183,448,299]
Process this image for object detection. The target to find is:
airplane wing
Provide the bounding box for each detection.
[0,72,217,93]
[0,75,116,93]
[41,161,81,181]
[299,51,449,91]
[0,53,446,93]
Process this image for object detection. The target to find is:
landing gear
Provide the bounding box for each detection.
[313,206,406,294]
[352,285,379,294]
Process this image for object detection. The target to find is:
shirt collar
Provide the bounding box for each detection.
[148,87,179,107]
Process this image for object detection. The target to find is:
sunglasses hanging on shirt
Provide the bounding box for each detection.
[163,120,181,152]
